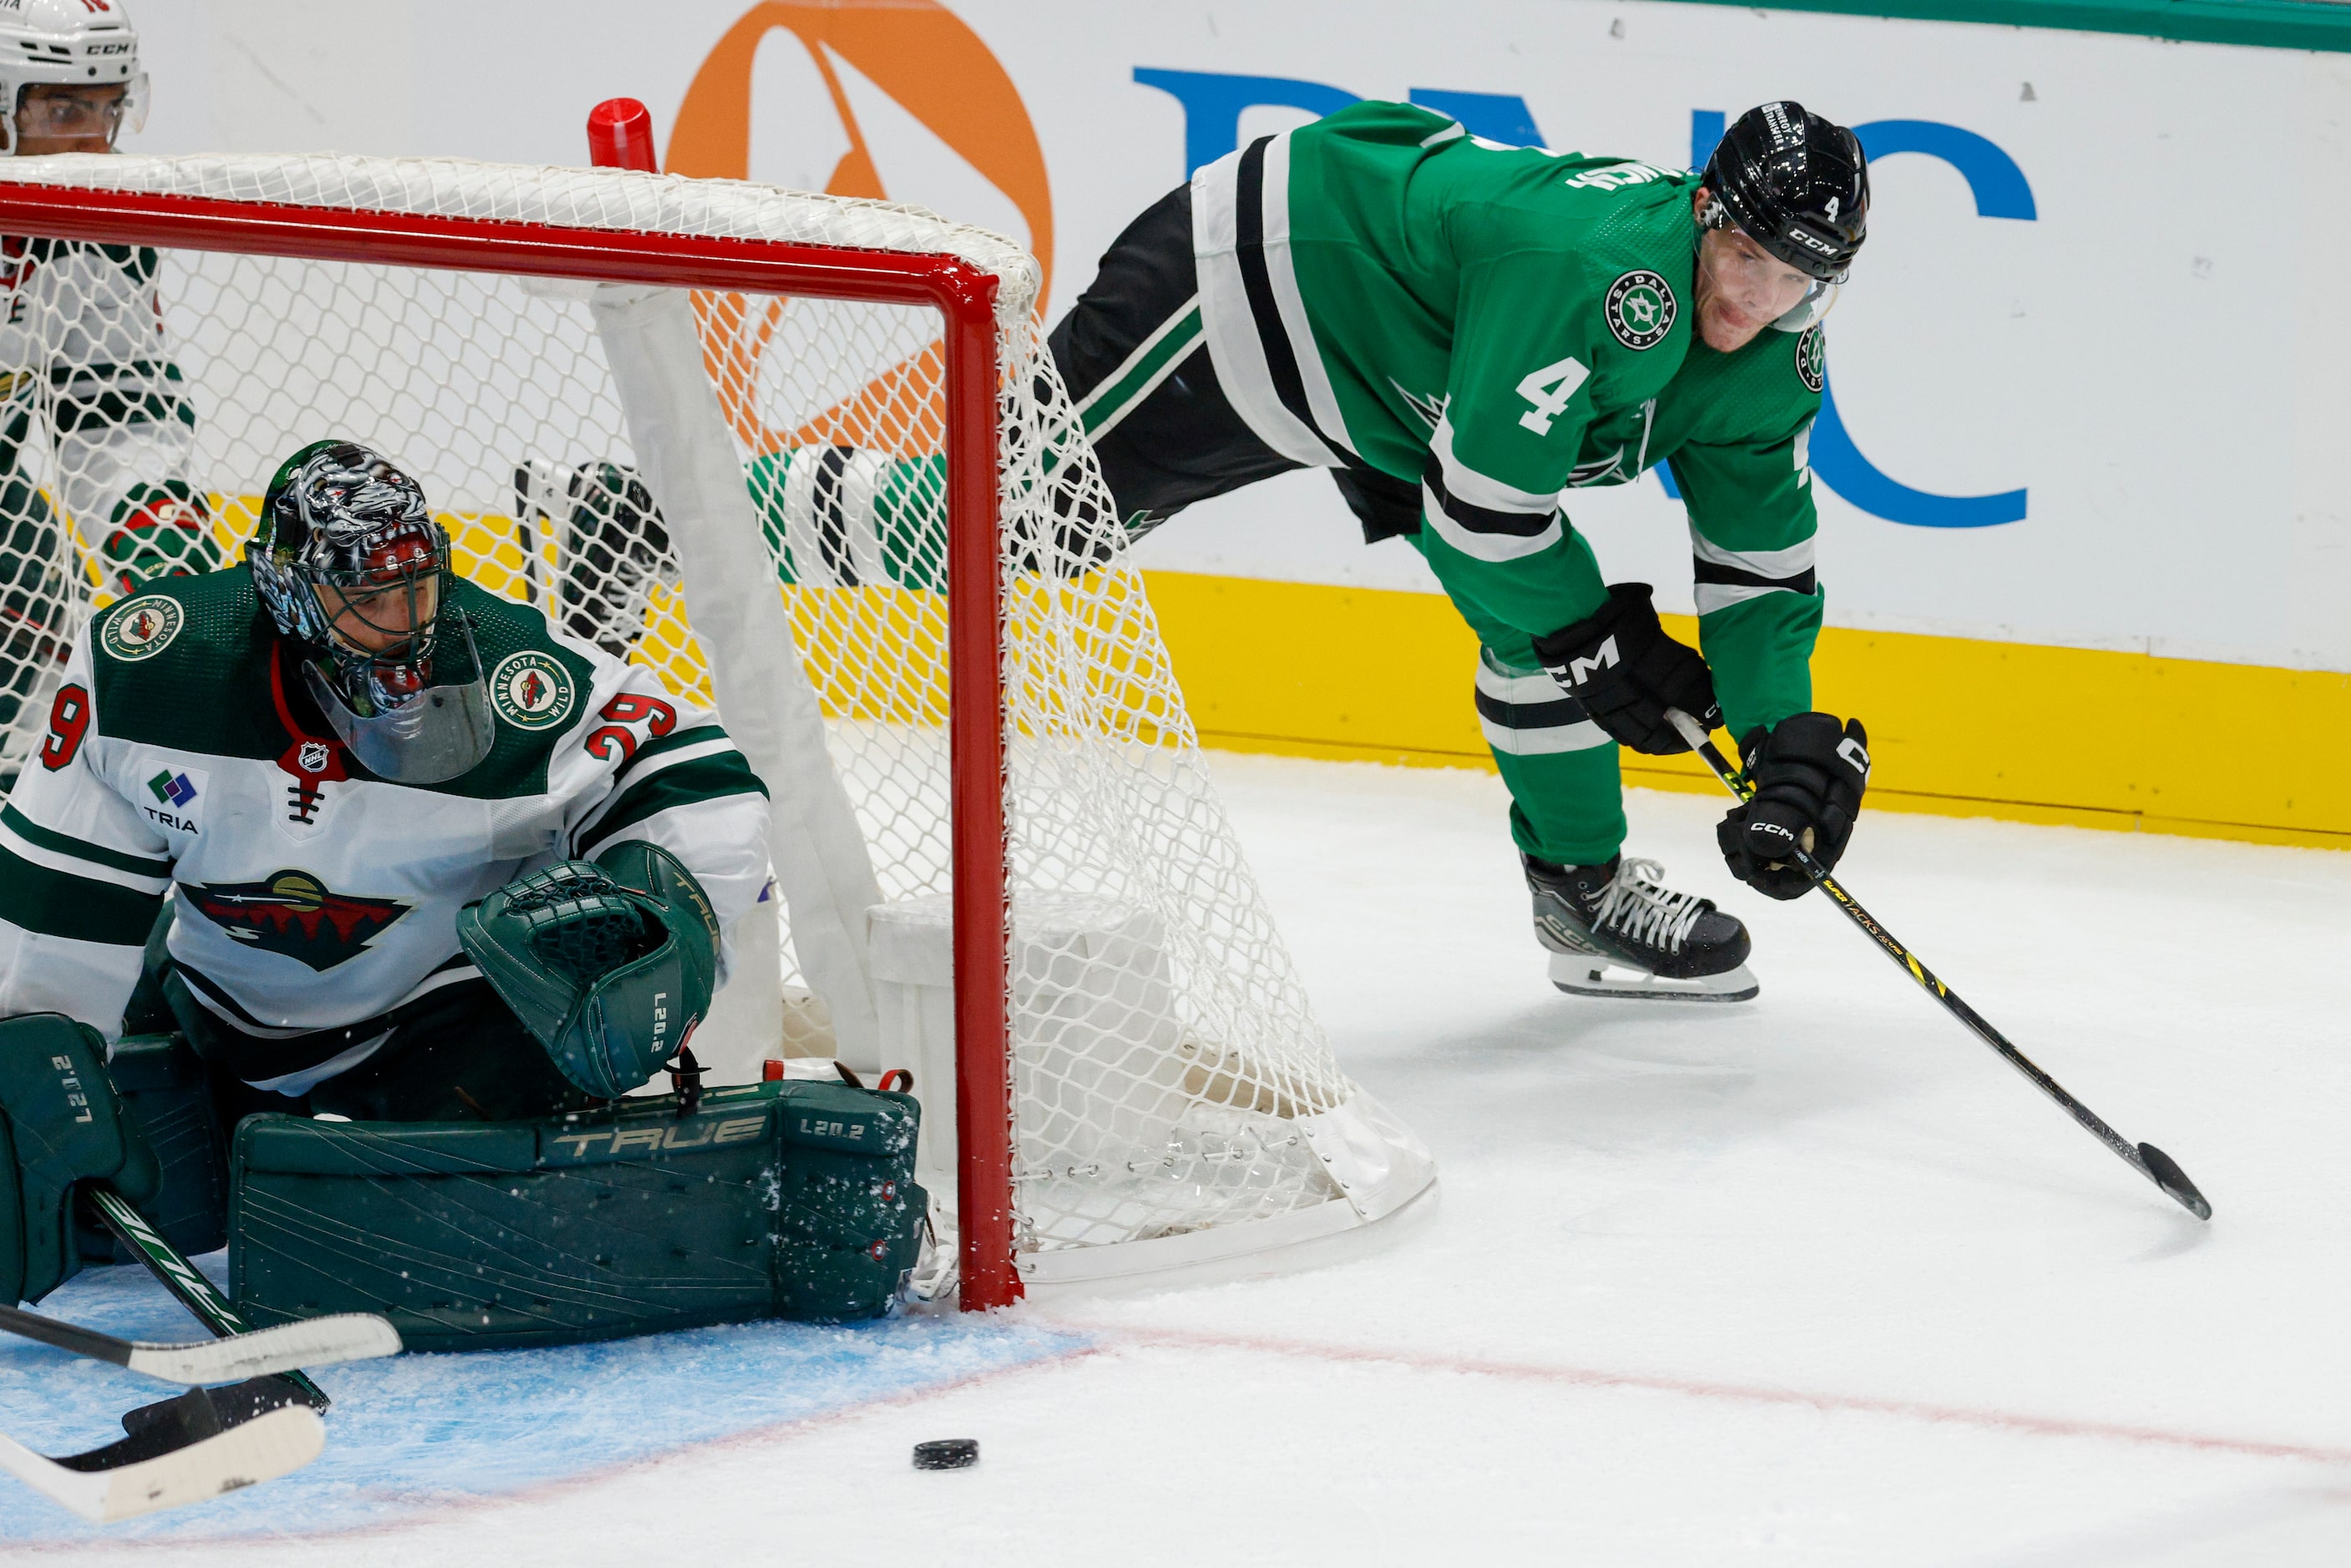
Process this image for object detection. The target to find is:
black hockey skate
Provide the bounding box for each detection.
[1524,852,1758,1003]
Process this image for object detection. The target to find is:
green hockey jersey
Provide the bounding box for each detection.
[1191,100,1825,735]
[0,569,769,1088]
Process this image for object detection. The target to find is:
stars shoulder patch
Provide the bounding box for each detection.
[1605,270,1677,351]
[1796,326,1826,394]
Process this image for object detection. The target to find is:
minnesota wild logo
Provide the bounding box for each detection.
[1796,325,1826,394]
[99,594,183,662]
[1605,270,1676,351]
[488,650,575,731]
[187,869,410,973]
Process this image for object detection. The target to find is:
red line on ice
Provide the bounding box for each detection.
[1077,1323,2351,1466]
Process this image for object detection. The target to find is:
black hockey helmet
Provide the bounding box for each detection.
[1701,102,1868,283]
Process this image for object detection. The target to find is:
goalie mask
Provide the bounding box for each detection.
[0,0,149,157]
[251,439,494,784]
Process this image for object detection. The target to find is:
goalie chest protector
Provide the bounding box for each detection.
[225,1080,924,1350]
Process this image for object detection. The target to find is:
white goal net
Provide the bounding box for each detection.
[0,152,1433,1299]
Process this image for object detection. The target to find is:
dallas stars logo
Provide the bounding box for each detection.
[1388,379,1446,434]
[187,869,410,973]
[1605,270,1676,352]
[488,650,576,731]
[1796,326,1826,394]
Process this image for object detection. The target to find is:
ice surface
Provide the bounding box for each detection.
[8,756,2349,1564]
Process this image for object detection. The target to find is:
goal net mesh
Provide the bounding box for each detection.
[0,154,1385,1262]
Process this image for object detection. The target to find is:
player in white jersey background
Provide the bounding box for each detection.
[0,0,220,795]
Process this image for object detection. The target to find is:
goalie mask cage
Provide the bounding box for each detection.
[0,149,1433,1309]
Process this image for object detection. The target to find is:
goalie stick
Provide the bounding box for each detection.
[0,1302,399,1386]
[0,1397,324,1525]
[82,1184,333,1426]
[1665,709,2212,1221]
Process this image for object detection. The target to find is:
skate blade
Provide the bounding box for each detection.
[1548,953,1758,1004]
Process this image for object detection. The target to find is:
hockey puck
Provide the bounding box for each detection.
[913,1438,978,1470]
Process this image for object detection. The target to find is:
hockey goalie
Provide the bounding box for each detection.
[0,441,928,1347]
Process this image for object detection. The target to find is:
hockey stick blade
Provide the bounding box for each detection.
[2136,1142,2212,1221]
[84,1184,331,1411]
[1662,707,2212,1222]
[0,1404,323,1524]
[0,1303,400,1385]
[121,1376,309,1442]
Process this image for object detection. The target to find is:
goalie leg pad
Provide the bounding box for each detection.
[228,1079,923,1349]
[75,1033,230,1266]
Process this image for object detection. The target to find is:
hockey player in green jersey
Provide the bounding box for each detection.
[1048,99,1876,1001]
[0,441,770,1124]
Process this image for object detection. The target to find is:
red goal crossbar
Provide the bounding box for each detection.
[0,174,1023,1312]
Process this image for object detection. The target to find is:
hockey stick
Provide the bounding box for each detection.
[83,1184,332,1411]
[0,1302,399,1386]
[0,1397,323,1524]
[1664,709,2212,1221]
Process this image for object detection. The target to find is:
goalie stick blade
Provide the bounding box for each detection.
[124,1313,402,1386]
[121,1376,316,1443]
[0,1306,400,1385]
[2137,1142,2213,1221]
[0,1405,325,1524]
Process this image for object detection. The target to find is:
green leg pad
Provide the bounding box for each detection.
[229,1080,925,1350]
[78,1033,230,1266]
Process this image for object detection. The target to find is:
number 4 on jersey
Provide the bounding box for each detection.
[1514,355,1590,438]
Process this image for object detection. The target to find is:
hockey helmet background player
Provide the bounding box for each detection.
[0,0,147,157]
[1700,101,1869,332]
[253,438,495,784]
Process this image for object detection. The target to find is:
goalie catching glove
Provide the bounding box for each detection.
[1533,584,1722,756]
[1716,713,1871,900]
[458,842,722,1100]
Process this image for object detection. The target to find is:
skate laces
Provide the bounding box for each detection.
[1593,858,1707,953]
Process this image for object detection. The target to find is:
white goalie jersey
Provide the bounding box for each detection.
[0,565,771,1089]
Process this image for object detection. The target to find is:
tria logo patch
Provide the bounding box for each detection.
[489,650,575,731]
[99,595,183,662]
[139,762,205,833]
[186,869,410,973]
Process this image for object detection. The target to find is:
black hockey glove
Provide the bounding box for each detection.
[1531,583,1722,756]
[1716,712,1871,901]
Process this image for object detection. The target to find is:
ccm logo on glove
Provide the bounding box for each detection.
[1716,712,1870,901]
[1533,584,1722,756]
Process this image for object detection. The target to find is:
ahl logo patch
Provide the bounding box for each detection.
[1797,326,1826,394]
[488,650,575,731]
[186,868,410,973]
[99,595,183,662]
[1605,270,1676,351]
